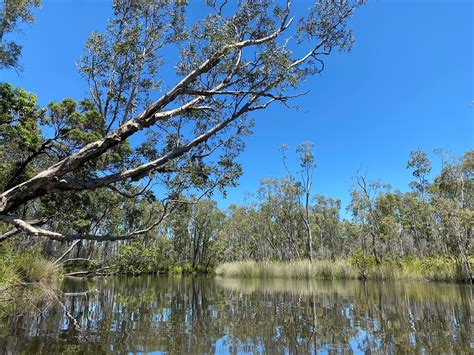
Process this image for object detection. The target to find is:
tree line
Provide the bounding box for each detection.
[7,145,471,280]
[219,147,473,280]
[101,146,472,280]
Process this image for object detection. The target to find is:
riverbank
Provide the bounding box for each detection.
[2,250,471,287]
[215,258,473,283]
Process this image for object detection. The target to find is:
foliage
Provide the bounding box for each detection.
[109,240,173,275]
[0,0,364,245]
[0,0,41,69]
[349,250,376,280]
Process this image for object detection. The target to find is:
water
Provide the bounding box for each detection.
[0,276,471,354]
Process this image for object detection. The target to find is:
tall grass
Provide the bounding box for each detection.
[215,258,468,282]
[215,260,358,280]
[0,247,61,287]
[13,253,61,283]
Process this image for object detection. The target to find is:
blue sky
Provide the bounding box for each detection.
[2,0,473,211]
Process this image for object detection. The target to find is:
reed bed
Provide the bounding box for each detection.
[215,258,468,282]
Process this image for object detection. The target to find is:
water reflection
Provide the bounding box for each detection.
[0,276,471,354]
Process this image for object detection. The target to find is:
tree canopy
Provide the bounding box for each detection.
[0,0,365,242]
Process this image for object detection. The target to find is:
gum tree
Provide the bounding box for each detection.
[0,0,365,243]
[0,0,41,69]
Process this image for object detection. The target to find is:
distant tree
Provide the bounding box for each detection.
[407,149,432,200]
[430,150,473,281]
[349,175,392,264]
[258,177,304,261]
[296,141,316,261]
[312,195,341,259]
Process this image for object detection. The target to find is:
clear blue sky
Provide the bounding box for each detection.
[2,0,473,211]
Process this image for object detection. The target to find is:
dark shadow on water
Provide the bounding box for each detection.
[0,275,472,353]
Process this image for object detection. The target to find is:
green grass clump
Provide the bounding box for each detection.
[397,257,460,282]
[0,243,61,286]
[12,253,61,283]
[215,260,359,280]
[0,263,20,288]
[215,257,470,282]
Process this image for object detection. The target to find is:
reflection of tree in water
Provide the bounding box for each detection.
[0,277,471,353]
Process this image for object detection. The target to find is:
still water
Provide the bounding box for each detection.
[0,276,472,354]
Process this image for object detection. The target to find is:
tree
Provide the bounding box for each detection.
[0,83,45,191]
[407,149,432,201]
[349,175,391,264]
[280,141,317,260]
[405,149,433,253]
[0,0,365,243]
[430,150,473,281]
[312,194,341,259]
[258,177,304,261]
[222,204,262,261]
[0,0,40,70]
[188,200,225,270]
[296,141,316,261]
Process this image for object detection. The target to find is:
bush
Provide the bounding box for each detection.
[109,241,173,275]
[349,250,377,280]
[170,265,183,274]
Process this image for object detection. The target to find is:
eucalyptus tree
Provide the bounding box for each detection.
[188,200,225,269]
[280,141,317,260]
[312,195,341,259]
[0,0,40,69]
[407,149,432,201]
[258,177,305,260]
[404,149,433,252]
[349,176,393,263]
[430,150,473,281]
[296,142,316,260]
[0,0,365,244]
[222,204,261,261]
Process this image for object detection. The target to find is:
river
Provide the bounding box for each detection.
[0,276,471,353]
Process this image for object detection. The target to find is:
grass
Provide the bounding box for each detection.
[13,253,61,283]
[215,257,471,282]
[0,246,61,287]
[215,260,358,280]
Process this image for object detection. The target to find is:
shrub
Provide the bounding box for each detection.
[170,265,183,274]
[109,241,174,275]
[349,250,377,280]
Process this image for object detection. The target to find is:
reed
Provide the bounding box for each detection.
[215,257,469,282]
[215,260,359,280]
